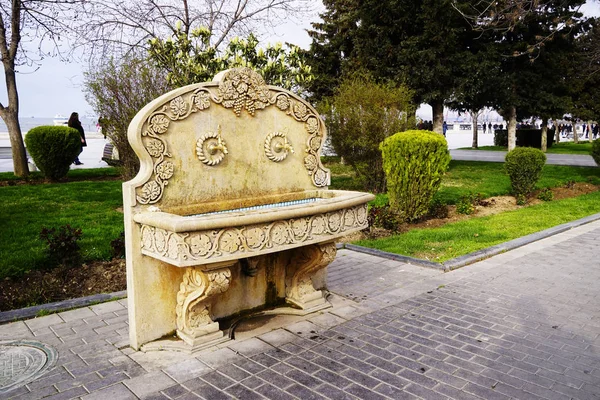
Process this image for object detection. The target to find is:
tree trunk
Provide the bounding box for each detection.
[554,120,560,144]
[541,117,548,152]
[506,106,517,151]
[573,121,578,144]
[471,111,479,148]
[430,99,444,134]
[0,59,28,177]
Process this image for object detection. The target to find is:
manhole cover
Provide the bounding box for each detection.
[0,340,58,394]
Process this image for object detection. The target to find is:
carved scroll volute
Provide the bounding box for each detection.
[285,242,337,309]
[176,265,232,344]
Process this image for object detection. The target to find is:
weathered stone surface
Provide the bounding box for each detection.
[123,67,374,350]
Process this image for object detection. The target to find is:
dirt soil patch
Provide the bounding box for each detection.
[340,182,599,242]
[0,259,126,312]
[1,182,597,312]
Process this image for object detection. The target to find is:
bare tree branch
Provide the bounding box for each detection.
[75,0,310,61]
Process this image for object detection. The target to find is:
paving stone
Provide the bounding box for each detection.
[164,358,212,383]
[123,371,176,398]
[227,337,275,356]
[257,328,298,347]
[80,383,137,400]
[255,383,291,399]
[196,347,244,368]
[24,314,64,331]
[58,307,96,322]
[90,301,125,315]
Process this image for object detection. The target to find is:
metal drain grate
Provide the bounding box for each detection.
[0,340,58,394]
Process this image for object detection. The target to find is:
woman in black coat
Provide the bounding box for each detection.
[68,112,87,165]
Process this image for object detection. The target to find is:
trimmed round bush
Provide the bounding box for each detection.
[504,147,546,200]
[380,130,450,222]
[591,138,600,167]
[25,126,81,181]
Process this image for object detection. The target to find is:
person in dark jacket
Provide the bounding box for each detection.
[68,112,87,165]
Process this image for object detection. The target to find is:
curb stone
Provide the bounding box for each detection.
[342,212,600,272]
[0,290,127,324]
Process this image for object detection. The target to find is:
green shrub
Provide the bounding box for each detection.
[367,205,401,231]
[591,139,600,167]
[456,192,485,215]
[494,129,508,146]
[24,126,81,181]
[319,73,415,193]
[505,147,546,200]
[537,188,554,201]
[428,198,449,219]
[39,225,83,269]
[380,130,450,221]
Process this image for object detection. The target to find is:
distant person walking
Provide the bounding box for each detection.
[68,112,86,165]
[442,121,447,137]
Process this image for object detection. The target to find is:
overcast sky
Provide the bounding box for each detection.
[2,1,599,118]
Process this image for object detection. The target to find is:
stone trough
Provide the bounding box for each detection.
[123,68,374,352]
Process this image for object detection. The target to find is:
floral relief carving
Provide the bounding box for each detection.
[285,242,337,309]
[193,90,211,110]
[135,67,331,204]
[215,67,271,116]
[170,96,187,117]
[139,204,368,265]
[276,94,290,111]
[136,87,223,204]
[176,266,232,340]
[146,139,165,157]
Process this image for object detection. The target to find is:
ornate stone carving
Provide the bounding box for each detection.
[136,88,215,204]
[264,132,294,162]
[139,203,368,266]
[285,242,337,309]
[176,265,232,347]
[134,68,331,204]
[214,67,271,116]
[196,129,228,166]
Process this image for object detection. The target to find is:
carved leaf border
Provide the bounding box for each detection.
[135,68,330,204]
[140,204,368,264]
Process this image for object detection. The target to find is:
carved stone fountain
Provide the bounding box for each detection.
[123,67,374,351]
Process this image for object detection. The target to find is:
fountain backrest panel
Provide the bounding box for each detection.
[123,68,374,352]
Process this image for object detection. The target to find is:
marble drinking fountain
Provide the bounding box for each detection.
[124,67,374,352]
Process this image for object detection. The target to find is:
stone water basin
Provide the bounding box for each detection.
[133,189,374,267]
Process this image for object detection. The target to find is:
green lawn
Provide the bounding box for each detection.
[0,170,124,278]
[465,142,594,155]
[2,161,599,278]
[355,190,600,263]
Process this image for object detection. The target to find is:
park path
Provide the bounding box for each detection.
[1,219,600,399]
[451,149,597,167]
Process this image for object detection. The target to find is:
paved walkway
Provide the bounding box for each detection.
[2,220,600,399]
[450,150,597,167]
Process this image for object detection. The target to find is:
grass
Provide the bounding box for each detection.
[2,160,600,278]
[463,142,595,155]
[355,190,600,263]
[0,167,121,182]
[436,161,600,205]
[0,169,124,278]
[327,160,600,206]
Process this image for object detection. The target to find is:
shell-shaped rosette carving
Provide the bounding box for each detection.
[197,131,228,166]
[265,132,294,162]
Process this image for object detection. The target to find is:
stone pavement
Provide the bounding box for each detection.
[2,221,600,399]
